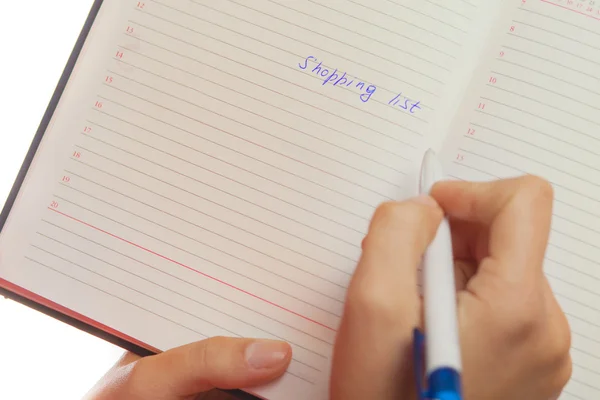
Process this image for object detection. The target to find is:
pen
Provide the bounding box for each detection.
[414,149,462,400]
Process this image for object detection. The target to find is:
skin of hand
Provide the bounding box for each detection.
[330,175,572,400]
[82,337,292,400]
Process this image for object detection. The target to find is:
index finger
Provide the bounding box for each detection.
[430,175,554,281]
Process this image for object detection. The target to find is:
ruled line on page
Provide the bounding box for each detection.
[571,363,600,380]
[115,38,419,151]
[485,85,600,128]
[451,161,497,179]
[26,255,316,385]
[48,211,339,333]
[251,0,459,58]
[76,134,368,236]
[560,391,584,400]
[507,32,600,68]
[489,69,600,108]
[33,245,243,338]
[475,110,600,158]
[462,135,600,190]
[112,54,411,163]
[546,271,600,299]
[513,20,600,52]
[34,234,331,364]
[73,132,366,243]
[54,187,350,297]
[96,87,398,199]
[572,344,600,361]
[61,158,358,267]
[131,3,433,125]
[519,7,600,37]
[457,146,600,224]
[457,147,600,206]
[38,220,336,347]
[66,160,360,251]
[549,243,600,273]
[60,173,357,273]
[451,161,599,220]
[350,0,468,32]
[496,58,600,98]
[142,3,439,111]
[547,245,600,276]
[569,376,600,392]
[553,215,600,237]
[422,0,472,19]
[114,43,417,154]
[479,97,600,144]
[303,0,462,43]
[106,68,406,177]
[540,0,600,22]
[456,0,477,7]
[25,256,209,338]
[272,0,462,48]
[468,123,600,173]
[556,292,600,318]
[124,21,429,132]
[100,98,397,209]
[423,0,472,21]
[47,207,338,332]
[155,0,450,83]
[36,227,335,352]
[573,329,600,347]
[99,81,401,193]
[107,65,407,175]
[236,0,451,72]
[81,118,370,228]
[547,257,600,287]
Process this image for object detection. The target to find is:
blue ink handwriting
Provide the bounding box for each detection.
[388,93,421,113]
[297,55,421,114]
[299,55,377,103]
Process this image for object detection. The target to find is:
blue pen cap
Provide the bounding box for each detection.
[429,367,462,400]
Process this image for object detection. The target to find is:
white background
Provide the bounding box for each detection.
[0,1,125,399]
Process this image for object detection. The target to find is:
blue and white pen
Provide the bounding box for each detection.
[413,149,463,400]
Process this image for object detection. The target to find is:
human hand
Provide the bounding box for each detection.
[330,176,572,400]
[83,337,291,400]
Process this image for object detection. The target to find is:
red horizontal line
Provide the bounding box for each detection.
[48,207,336,332]
[541,0,600,21]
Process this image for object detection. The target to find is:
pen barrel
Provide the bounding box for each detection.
[423,217,462,374]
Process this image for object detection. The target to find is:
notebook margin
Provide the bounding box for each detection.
[0,2,256,399]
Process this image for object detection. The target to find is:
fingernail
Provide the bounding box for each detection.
[245,340,290,369]
[410,195,438,208]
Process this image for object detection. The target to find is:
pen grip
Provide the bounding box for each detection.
[423,217,462,374]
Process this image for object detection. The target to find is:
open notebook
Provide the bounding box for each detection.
[1,0,599,398]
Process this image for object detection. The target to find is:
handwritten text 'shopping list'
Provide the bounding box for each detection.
[298,55,422,114]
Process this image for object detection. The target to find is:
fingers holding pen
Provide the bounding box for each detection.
[431,175,554,284]
[330,197,443,400]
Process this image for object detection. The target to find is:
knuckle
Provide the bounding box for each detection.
[346,278,405,325]
[498,298,540,338]
[126,357,151,391]
[192,336,223,372]
[372,201,427,230]
[553,354,573,392]
[555,322,572,359]
[546,315,572,366]
[518,175,554,204]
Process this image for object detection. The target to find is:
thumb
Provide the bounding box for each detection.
[123,337,292,399]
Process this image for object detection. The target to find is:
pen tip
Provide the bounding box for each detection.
[424,148,437,158]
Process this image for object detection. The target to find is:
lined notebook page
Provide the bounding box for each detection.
[441,1,600,399]
[0,0,491,399]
